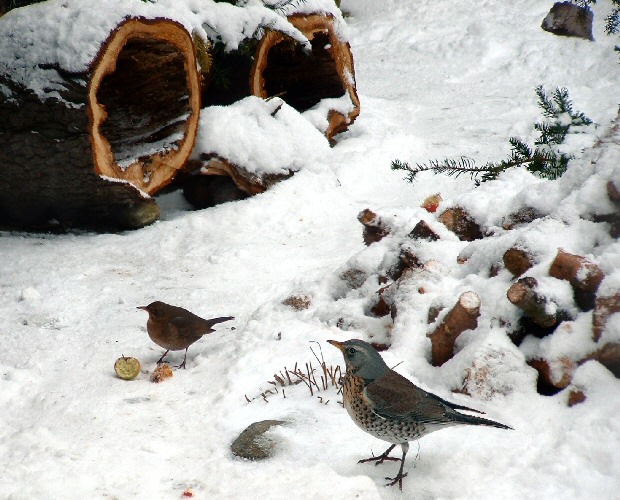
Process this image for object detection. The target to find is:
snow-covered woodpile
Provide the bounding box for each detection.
[337,131,619,403]
[0,0,359,230]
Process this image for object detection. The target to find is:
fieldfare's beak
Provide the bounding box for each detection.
[327,339,345,351]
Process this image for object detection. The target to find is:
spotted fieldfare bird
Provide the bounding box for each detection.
[138,301,234,369]
[328,339,512,490]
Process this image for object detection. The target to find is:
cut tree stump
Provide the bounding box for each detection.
[250,13,360,142]
[427,291,481,366]
[0,15,202,229]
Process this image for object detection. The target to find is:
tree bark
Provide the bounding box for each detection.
[250,13,360,142]
[438,206,483,241]
[507,277,558,328]
[0,17,201,229]
[593,293,620,342]
[428,291,481,366]
[549,249,604,293]
[503,247,535,278]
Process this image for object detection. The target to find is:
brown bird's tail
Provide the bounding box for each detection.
[454,411,513,430]
[206,316,234,328]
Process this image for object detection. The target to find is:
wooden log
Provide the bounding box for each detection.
[501,206,544,230]
[608,180,620,204]
[358,209,390,246]
[586,343,620,378]
[250,14,360,142]
[408,220,440,241]
[593,293,620,342]
[0,14,201,229]
[186,156,292,196]
[529,357,575,394]
[427,291,480,366]
[503,247,535,278]
[438,207,483,241]
[549,249,604,311]
[549,249,604,293]
[507,277,558,328]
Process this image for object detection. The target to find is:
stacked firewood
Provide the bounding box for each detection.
[357,180,620,403]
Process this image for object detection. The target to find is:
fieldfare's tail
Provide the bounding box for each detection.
[454,411,513,430]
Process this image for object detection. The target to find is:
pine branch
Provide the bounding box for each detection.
[606,7,620,34]
[391,157,500,183]
[391,86,591,186]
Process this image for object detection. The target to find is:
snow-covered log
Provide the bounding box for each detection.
[0,7,201,229]
[250,13,360,142]
[503,247,535,278]
[427,291,481,366]
[507,277,558,328]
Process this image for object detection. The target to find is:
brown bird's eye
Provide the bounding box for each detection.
[346,347,356,357]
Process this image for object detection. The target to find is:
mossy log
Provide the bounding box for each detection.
[0,16,201,229]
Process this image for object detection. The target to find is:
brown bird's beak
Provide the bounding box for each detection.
[136,306,147,311]
[327,339,345,351]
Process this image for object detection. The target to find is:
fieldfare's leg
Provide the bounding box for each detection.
[176,348,188,369]
[157,350,170,364]
[359,444,400,465]
[385,442,409,490]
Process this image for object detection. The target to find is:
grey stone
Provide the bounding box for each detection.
[231,420,287,460]
[542,2,594,41]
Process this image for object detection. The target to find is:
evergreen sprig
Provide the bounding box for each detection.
[572,0,620,49]
[391,86,592,185]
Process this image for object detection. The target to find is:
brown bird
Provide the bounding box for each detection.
[328,339,512,490]
[137,301,234,369]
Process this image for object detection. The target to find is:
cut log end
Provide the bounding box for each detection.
[507,277,558,329]
[428,291,481,366]
[251,14,360,141]
[549,249,604,294]
[90,18,202,195]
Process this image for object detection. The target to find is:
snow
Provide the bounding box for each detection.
[193,96,331,176]
[1,0,620,498]
[0,0,324,102]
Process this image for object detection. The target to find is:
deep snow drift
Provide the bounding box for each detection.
[1,0,619,498]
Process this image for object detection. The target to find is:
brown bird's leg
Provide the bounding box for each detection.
[157,350,170,364]
[359,444,400,465]
[176,348,188,370]
[385,442,409,490]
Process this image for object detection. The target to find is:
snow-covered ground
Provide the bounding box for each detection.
[1,0,620,498]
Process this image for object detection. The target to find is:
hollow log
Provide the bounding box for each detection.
[592,293,620,342]
[250,14,360,142]
[427,291,481,366]
[438,207,483,241]
[503,247,535,278]
[507,277,558,328]
[0,14,201,229]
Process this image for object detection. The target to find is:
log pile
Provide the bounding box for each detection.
[349,189,619,403]
[0,2,360,230]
